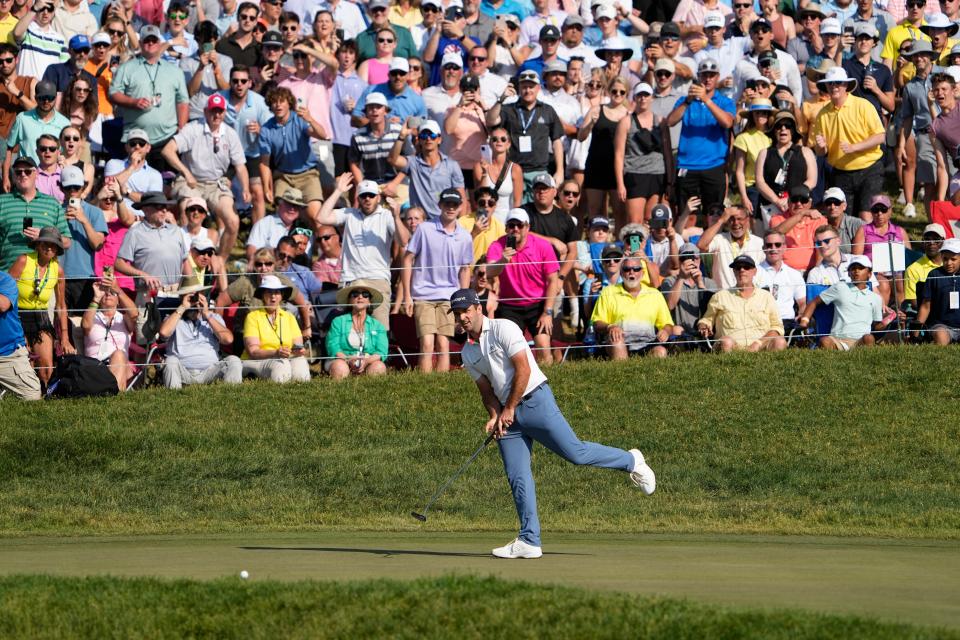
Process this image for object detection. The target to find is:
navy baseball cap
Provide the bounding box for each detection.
[649,204,672,227]
[450,288,481,310]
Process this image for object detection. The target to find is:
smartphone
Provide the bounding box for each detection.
[476,208,489,224]
[843,26,854,36]
[202,42,214,54]
[480,143,492,164]
[335,28,345,42]
[629,235,640,253]
[408,115,423,130]
[103,264,114,278]
[22,216,32,230]
[69,197,81,209]
[110,55,120,67]
[506,235,517,250]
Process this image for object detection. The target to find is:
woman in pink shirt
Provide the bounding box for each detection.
[862,194,912,305]
[82,278,137,390]
[358,27,397,85]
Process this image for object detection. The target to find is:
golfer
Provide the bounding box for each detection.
[451,288,656,559]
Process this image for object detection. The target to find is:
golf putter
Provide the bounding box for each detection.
[412,433,495,522]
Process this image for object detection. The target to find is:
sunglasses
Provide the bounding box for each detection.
[753,27,772,34]
[418,131,440,140]
[442,64,460,70]
[422,4,440,10]
[814,238,836,247]
[774,123,794,130]
[128,140,148,147]
[734,2,751,7]
[167,12,188,19]
[74,86,91,92]
[661,34,680,41]
[37,95,55,101]
[731,265,754,271]
[871,206,890,213]
[358,192,378,199]
[477,198,496,206]
[108,28,125,35]
[409,64,421,71]
[93,42,110,48]
[254,261,274,267]
[350,290,372,298]
[13,168,35,175]
[468,55,487,62]
[0,57,14,64]
[293,51,308,58]
[370,6,387,12]
[231,78,249,84]
[38,145,58,152]
[824,199,843,207]
[587,81,604,89]
[282,25,299,31]
[388,70,408,76]
[505,221,525,229]
[35,5,54,12]
[763,242,783,249]
[621,265,644,273]
[239,14,258,21]
[610,89,627,96]
[320,234,336,241]
[655,71,672,78]
[277,252,295,261]
[197,249,215,256]
[489,136,508,142]
[562,190,580,197]
[790,196,811,203]
[187,206,206,214]
[907,1,925,7]
[377,38,395,43]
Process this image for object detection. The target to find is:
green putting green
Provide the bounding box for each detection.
[2,532,957,630]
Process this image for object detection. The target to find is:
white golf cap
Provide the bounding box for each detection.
[704,11,724,28]
[191,235,216,252]
[389,57,410,73]
[947,65,960,83]
[923,223,947,238]
[820,17,842,35]
[364,92,390,110]
[60,164,85,188]
[823,187,846,202]
[418,119,441,135]
[941,238,960,253]
[104,159,125,177]
[92,31,111,46]
[505,208,529,225]
[847,255,872,269]
[357,180,380,196]
[440,52,463,68]
[594,3,617,19]
[633,82,653,96]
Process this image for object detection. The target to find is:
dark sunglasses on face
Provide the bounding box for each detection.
[562,190,580,197]
[732,265,753,271]
[254,261,274,267]
[621,265,644,273]
[389,70,407,76]
[655,71,672,78]
[422,4,439,11]
[907,1,925,7]
[661,34,680,41]
[350,290,372,298]
[197,249,215,256]
[506,221,525,229]
[93,42,110,48]
[13,168,34,175]
[409,64,421,71]
[277,252,295,261]
[293,51,308,58]
[734,2,751,7]
[378,38,395,43]
[763,242,783,249]
[814,237,836,247]
[231,78,249,84]
[587,81,604,88]
[871,206,890,213]
[0,57,14,64]
[282,25,299,31]
[418,131,440,140]
[824,199,843,207]
[38,145,57,153]
[35,5,54,12]
[774,123,794,130]
[468,55,487,62]
[187,206,206,214]
[168,12,188,19]
[239,14,258,21]
[489,136,508,142]
[790,196,810,203]
[128,140,147,147]
[610,89,627,96]
[108,28,125,35]
[358,192,378,199]
[477,198,496,206]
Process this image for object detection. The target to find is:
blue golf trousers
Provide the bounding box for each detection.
[498,383,634,547]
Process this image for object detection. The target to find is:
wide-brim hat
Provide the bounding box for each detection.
[28,225,64,255]
[804,57,836,81]
[277,188,308,208]
[254,274,293,301]
[595,36,633,61]
[133,191,176,210]
[817,66,858,92]
[771,110,802,141]
[175,283,212,297]
[738,97,775,120]
[920,13,960,37]
[336,284,384,309]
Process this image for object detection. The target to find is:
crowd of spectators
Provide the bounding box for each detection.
[3,0,960,400]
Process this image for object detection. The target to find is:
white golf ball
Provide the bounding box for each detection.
[240,570,249,580]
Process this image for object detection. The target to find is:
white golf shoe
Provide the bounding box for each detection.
[903,203,917,218]
[629,449,656,495]
[492,538,543,559]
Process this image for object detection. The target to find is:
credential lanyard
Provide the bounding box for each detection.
[519,106,537,134]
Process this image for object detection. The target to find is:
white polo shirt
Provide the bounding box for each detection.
[755,260,806,320]
[333,206,396,282]
[461,317,547,406]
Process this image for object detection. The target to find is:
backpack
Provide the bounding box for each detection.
[47,355,120,398]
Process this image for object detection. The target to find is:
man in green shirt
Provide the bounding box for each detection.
[108,24,189,168]
[356,0,418,62]
[2,80,68,191]
[0,156,69,271]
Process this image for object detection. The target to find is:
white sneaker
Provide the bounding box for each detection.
[896,190,906,205]
[629,449,656,495]
[491,538,542,559]
[903,203,917,218]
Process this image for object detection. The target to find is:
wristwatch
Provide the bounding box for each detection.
[546,308,554,317]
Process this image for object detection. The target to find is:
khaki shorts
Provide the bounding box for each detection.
[172,177,233,209]
[833,337,861,351]
[275,168,323,203]
[0,346,42,400]
[414,300,454,338]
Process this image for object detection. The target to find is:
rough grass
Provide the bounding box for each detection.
[0,346,957,538]
[0,574,955,640]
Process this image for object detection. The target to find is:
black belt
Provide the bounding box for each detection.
[915,127,930,134]
[520,382,546,404]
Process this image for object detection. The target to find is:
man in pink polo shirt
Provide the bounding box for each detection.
[486,208,560,364]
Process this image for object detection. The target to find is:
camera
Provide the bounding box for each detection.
[460,75,480,93]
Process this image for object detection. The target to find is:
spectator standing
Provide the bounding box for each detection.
[356,0,417,62]
[13,0,66,80]
[41,33,93,101]
[215,2,261,68]
[0,43,36,149]
[181,21,233,122]
[485,208,560,364]
[329,40,365,178]
[894,40,937,220]
[220,64,271,224]
[3,79,68,183]
[60,164,105,313]
[666,58,735,212]
[352,58,427,125]
[474,125,523,220]
[109,24,189,169]
[0,269,42,399]
[162,93,249,259]
[442,73,486,186]
[754,110,818,221]
[157,284,242,389]
[348,92,406,193]
[400,188,473,373]
[0,154,68,270]
[813,66,885,220]
[316,174,410,330]
[614,82,665,225]
[697,254,787,352]
[388,118,465,219]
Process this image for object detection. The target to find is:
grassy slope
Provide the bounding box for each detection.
[0,347,957,538]
[0,574,955,640]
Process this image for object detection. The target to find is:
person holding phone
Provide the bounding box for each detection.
[181,21,233,121]
[157,282,242,389]
[0,156,70,271]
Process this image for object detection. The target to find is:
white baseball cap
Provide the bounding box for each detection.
[505,208,529,225]
[440,52,463,68]
[191,235,216,252]
[389,57,410,73]
[357,180,380,196]
[704,11,724,29]
[418,119,442,135]
[820,17,842,35]
[940,237,960,254]
[847,255,872,269]
[823,187,846,202]
[633,82,653,96]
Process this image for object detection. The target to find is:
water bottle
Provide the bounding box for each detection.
[583,324,597,357]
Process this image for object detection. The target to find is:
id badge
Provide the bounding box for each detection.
[518,135,532,153]
[774,168,787,185]
[950,291,959,310]
[153,94,162,107]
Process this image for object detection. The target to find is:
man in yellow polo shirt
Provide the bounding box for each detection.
[813,66,886,219]
[590,255,673,359]
[905,223,946,307]
[880,0,928,68]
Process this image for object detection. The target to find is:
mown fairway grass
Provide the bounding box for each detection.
[0,574,957,640]
[1,346,957,538]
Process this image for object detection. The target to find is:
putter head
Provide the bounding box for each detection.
[411,511,427,522]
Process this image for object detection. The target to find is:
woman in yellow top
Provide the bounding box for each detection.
[241,275,310,384]
[733,98,774,220]
[8,227,74,388]
[388,0,422,28]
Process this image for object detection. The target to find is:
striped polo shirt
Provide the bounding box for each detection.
[16,22,67,80]
[0,190,69,271]
[347,123,404,184]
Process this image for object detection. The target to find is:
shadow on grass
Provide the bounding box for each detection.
[239,546,591,558]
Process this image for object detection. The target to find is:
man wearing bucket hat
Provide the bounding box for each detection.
[919,12,959,64]
[813,65,885,219]
[157,278,242,390]
[162,93,250,259]
[894,39,938,219]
